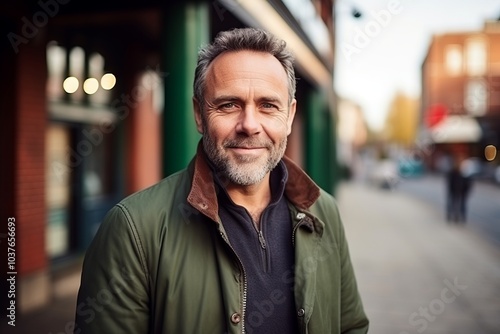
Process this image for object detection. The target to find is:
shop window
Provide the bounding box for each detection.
[46,42,66,101]
[45,124,71,258]
[45,42,120,257]
[465,37,487,77]
[82,125,115,198]
[445,44,462,76]
[46,41,116,105]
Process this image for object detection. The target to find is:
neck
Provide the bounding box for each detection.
[226,174,272,227]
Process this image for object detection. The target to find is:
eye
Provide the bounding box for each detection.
[219,102,239,111]
[261,102,278,110]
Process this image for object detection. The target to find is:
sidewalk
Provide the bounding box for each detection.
[1,269,80,334]
[336,181,500,334]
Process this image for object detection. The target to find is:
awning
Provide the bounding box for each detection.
[430,115,482,143]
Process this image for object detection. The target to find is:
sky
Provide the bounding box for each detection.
[334,0,500,131]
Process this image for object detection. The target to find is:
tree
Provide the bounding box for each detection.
[383,92,419,146]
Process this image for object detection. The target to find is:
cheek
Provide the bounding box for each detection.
[204,118,232,141]
[263,117,290,139]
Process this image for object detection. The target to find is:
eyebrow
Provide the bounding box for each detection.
[210,95,241,105]
[210,95,285,106]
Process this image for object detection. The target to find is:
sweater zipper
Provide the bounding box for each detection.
[258,230,266,249]
[218,228,248,334]
[253,211,269,272]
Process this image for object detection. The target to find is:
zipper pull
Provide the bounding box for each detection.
[258,230,266,249]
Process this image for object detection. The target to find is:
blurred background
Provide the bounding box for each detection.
[0,0,499,333]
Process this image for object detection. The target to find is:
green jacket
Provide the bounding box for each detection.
[75,146,369,334]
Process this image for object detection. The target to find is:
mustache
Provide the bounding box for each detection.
[223,137,272,149]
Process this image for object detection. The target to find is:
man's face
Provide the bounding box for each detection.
[194,50,296,186]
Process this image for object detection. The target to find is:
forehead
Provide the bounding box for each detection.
[205,50,289,94]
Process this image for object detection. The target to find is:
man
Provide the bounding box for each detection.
[75,28,368,334]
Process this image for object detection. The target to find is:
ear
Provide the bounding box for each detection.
[193,97,204,134]
[286,99,297,135]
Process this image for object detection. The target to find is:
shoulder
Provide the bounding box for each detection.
[89,168,195,271]
[121,168,190,209]
[307,188,346,246]
[99,168,193,239]
[117,168,193,223]
[309,189,341,222]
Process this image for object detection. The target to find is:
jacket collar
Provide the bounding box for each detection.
[187,141,320,222]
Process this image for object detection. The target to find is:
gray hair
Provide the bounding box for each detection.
[193,28,296,109]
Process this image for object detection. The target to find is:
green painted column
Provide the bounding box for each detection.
[162,1,209,177]
[305,88,336,193]
[326,106,339,194]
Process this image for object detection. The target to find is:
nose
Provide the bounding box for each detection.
[235,105,261,136]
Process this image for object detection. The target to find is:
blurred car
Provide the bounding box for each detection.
[398,156,424,178]
[368,159,399,189]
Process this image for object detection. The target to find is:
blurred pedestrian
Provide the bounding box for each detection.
[74,28,368,333]
[446,154,472,223]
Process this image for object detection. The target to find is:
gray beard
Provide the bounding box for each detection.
[202,132,287,186]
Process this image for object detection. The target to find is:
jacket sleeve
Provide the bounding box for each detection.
[336,203,369,334]
[74,204,150,334]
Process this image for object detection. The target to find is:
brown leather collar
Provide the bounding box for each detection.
[187,141,320,222]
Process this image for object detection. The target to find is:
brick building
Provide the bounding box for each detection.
[421,19,500,170]
[1,0,339,313]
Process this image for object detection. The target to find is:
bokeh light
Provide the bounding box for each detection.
[100,73,116,90]
[62,76,79,94]
[484,145,497,161]
[83,78,99,95]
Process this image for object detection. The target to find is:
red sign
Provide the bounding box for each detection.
[425,104,447,128]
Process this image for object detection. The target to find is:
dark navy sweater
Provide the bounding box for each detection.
[213,161,299,333]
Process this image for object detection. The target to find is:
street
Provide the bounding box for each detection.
[337,179,500,334]
[397,174,500,247]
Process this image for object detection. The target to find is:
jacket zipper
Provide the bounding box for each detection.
[292,217,306,246]
[218,227,248,334]
[292,216,305,333]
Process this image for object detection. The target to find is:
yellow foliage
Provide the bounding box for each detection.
[384,92,419,146]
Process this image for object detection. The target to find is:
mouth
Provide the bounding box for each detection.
[229,146,265,152]
[226,144,269,157]
[224,138,270,156]
[230,145,265,149]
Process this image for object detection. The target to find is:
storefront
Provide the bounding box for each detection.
[2,0,338,312]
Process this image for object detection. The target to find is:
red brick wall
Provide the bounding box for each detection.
[16,42,47,275]
[128,72,162,194]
